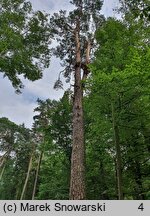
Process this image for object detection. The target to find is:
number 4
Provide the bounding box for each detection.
[138,203,144,211]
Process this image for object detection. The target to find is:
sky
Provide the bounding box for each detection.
[0,0,119,128]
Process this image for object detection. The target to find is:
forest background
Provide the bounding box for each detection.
[0,0,150,200]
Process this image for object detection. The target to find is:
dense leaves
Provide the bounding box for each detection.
[85,17,150,199]
[120,0,150,21]
[0,0,149,200]
[0,0,51,92]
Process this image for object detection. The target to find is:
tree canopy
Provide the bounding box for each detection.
[0,0,149,200]
[0,0,51,92]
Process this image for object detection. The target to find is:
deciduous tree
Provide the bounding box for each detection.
[0,0,51,92]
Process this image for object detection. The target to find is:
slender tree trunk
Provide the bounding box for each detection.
[20,153,33,200]
[129,141,144,200]
[100,161,109,200]
[111,102,123,200]
[143,128,150,153]
[69,19,86,200]
[0,158,5,169]
[0,150,11,181]
[15,183,21,200]
[134,161,144,199]
[32,151,43,200]
[0,163,6,181]
[0,149,10,168]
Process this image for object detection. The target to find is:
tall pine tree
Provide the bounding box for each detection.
[50,0,104,199]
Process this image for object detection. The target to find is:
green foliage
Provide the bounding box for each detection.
[0,1,149,200]
[37,149,70,200]
[33,91,72,160]
[0,117,33,199]
[31,91,72,199]
[49,91,72,160]
[0,0,51,92]
[86,17,150,199]
[120,0,150,21]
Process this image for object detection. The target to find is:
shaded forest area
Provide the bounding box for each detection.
[0,0,150,200]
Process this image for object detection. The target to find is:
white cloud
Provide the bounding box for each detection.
[30,0,74,13]
[0,77,36,128]
[101,0,120,17]
[30,0,119,17]
[1,100,36,128]
[0,56,69,128]
[22,57,68,100]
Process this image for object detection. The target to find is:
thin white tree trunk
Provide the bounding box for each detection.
[0,163,6,181]
[20,153,33,200]
[32,151,43,200]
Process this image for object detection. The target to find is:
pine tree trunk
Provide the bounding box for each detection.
[69,66,86,199]
[69,20,86,200]
[111,102,123,200]
[20,153,33,200]
[32,151,43,200]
